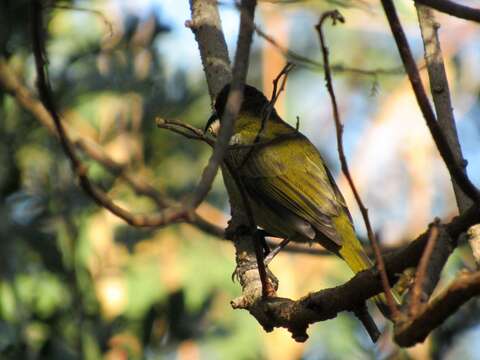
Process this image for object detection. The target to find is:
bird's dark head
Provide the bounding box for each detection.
[205,84,274,133]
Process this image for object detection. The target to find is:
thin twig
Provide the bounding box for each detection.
[31,0,188,227]
[410,220,440,315]
[0,54,225,236]
[414,0,480,23]
[156,117,215,146]
[315,10,400,319]
[198,0,275,298]
[254,23,406,77]
[381,0,480,203]
[47,2,114,38]
[74,138,226,238]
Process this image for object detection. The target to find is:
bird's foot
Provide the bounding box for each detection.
[264,238,290,265]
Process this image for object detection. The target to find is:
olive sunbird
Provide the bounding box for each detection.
[205,84,395,323]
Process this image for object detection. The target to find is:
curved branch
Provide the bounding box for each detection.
[233,204,480,342]
[31,0,191,227]
[416,4,473,212]
[414,0,480,23]
[315,10,399,319]
[381,0,480,203]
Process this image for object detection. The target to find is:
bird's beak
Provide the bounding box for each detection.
[205,111,219,133]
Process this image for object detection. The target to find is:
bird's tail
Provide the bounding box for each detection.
[335,214,400,319]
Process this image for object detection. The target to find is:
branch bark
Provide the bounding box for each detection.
[240,204,479,342]
[188,0,232,100]
[186,0,256,211]
[316,10,398,320]
[381,0,480,203]
[416,4,473,212]
[395,270,480,347]
[414,0,480,24]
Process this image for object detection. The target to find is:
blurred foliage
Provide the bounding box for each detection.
[0,0,480,359]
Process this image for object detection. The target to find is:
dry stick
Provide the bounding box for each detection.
[416,4,473,213]
[156,118,216,146]
[381,0,480,203]
[315,10,400,320]
[414,0,480,23]
[31,0,188,227]
[410,220,440,315]
[216,1,274,298]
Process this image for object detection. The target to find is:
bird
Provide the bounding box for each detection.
[205,84,396,328]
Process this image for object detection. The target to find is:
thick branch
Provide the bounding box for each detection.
[381,0,480,203]
[416,4,473,212]
[188,0,232,99]
[233,204,480,342]
[414,0,480,24]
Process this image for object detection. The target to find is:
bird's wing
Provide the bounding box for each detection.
[236,135,347,245]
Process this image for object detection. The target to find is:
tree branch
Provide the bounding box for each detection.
[395,270,480,347]
[380,0,480,203]
[414,0,480,24]
[188,0,232,99]
[253,21,406,77]
[416,4,473,212]
[0,55,223,235]
[30,0,193,227]
[409,220,440,315]
[236,204,480,342]
[315,10,399,320]
[186,0,257,211]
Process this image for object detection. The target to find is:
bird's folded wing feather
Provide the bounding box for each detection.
[234,136,348,245]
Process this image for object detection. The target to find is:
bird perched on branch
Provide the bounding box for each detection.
[205,84,396,328]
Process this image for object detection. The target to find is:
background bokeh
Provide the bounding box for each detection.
[1,0,480,359]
